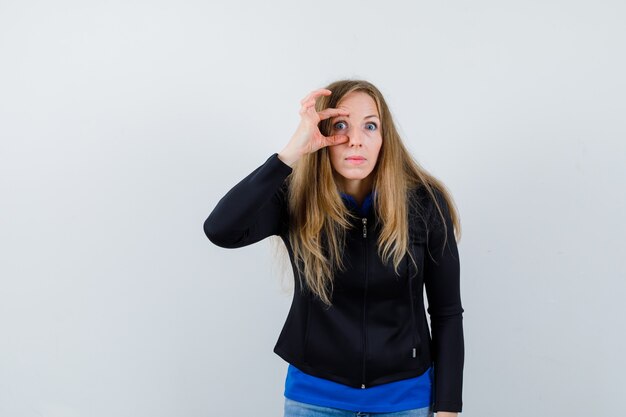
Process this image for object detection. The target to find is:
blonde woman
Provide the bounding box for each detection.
[204,79,464,417]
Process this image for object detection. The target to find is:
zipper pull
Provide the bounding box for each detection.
[412,347,416,358]
[362,218,367,238]
[361,384,366,389]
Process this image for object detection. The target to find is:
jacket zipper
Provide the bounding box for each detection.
[361,217,368,388]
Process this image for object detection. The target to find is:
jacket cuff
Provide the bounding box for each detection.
[269,152,294,175]
[433,401,463,413]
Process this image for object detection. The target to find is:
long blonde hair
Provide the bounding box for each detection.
[272,79,460,307]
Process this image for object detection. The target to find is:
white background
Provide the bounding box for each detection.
[1,1,625,416]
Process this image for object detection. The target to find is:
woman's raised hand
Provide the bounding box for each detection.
[278,89,350,167]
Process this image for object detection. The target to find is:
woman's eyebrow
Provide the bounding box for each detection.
[331,114,380,121]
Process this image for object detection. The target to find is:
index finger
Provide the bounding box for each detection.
[318,108,350,121]
[300,88,332,104]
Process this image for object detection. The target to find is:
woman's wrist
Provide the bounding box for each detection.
[277,148,301,167]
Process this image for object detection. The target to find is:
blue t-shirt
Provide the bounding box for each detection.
[283,190,434,412]
[284,364,434,413]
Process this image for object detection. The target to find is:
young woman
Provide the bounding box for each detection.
[204,79,464,417]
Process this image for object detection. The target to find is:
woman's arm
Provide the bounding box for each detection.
[423,189,465,414]
[203,153,293,248]
[204,87,350,249]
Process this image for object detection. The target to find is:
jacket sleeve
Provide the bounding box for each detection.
[203,153,293,248]
[423,189,465,413]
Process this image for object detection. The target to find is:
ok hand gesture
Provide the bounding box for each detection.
[278,89,350,167]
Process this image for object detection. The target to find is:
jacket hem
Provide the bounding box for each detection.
[274,345,434,389]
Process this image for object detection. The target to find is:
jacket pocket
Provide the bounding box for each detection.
[302,296,312,365]
[407,232,426,360]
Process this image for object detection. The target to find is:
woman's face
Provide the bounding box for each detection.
[328,91,383,189]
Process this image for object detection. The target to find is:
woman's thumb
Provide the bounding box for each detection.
[325,135,349,147]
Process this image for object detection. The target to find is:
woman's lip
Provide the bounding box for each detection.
[346,157,366,160]
[346,158,366,165]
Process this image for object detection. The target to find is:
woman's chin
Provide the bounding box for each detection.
[336,170,372,181]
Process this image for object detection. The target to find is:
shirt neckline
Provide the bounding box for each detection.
[340,190,376,217]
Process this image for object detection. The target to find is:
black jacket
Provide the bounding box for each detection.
[203,153,464,413]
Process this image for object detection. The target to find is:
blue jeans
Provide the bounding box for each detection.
[284,397,435,417]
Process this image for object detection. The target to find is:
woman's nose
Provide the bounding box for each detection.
[347,128,363,146]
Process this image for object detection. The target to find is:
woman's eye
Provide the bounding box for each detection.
[366,122,378,131]
[333,121,347,130]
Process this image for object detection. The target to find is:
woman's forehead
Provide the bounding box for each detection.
[336,92,379,117]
